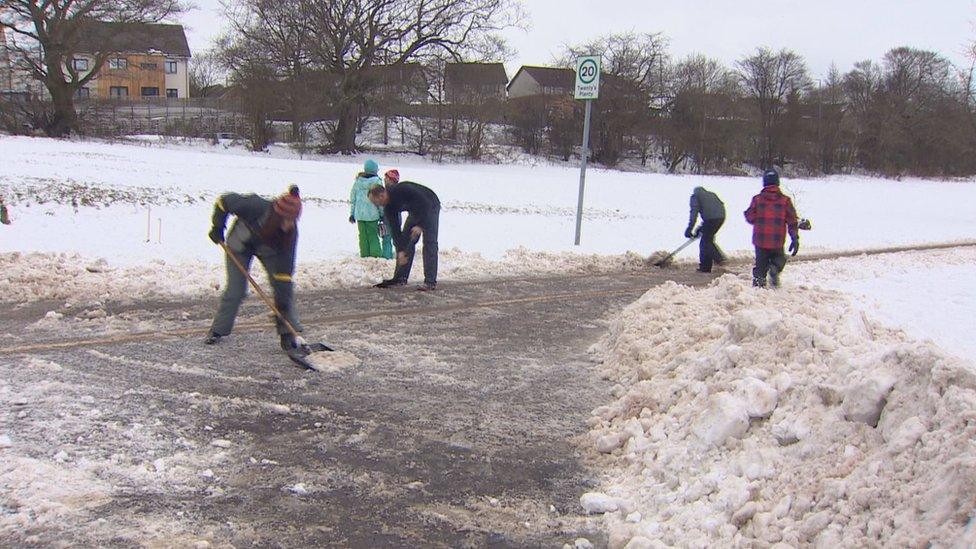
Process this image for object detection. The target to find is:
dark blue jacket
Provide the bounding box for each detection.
[383,182,440,249]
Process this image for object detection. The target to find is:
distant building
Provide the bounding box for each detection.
[71,20,191,100]
[506,65,576,98]
[0,25,37,99]
[362,63,430,104]
[444,62,508,104]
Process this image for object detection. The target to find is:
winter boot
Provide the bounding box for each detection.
[769,266,781,288]
[752,277,767,288]
[374,278,407,289]
[204,331,223,345]
[280,333,296,351]
[416,282,436,292]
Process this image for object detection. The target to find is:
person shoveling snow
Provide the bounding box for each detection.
[685,186,727,273]
[203,185,336,369]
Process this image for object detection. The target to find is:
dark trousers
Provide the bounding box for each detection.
[211,249,302,336]
[393,208,440,285]
[698,217,726,272]
[753,247,788,287]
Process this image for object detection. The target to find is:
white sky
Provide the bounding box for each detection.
[181,0,976,78]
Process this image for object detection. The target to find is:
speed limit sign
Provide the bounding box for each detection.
[574,56,601,100]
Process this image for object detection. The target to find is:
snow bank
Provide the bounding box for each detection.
[585,276,976,547]
[0,248,648,304]
[791,247,976,361]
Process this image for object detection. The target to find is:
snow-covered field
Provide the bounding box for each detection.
[793,248,976,362]
[1,135,975,263]
[2,135,975,303]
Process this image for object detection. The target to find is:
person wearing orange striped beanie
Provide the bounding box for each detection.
[205,185,305,351]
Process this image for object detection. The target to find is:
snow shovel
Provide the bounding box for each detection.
[654,235,700,268]
[219,242,334,370]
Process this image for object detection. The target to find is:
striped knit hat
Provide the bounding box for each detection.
[273,186,302,220]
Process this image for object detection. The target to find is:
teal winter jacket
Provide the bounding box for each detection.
[350,173,383,222]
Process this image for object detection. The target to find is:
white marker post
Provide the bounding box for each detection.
[574,55,601,246]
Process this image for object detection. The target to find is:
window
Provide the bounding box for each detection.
[109,86,129,98]
[139,62,158,71]
[165,60,178,74]
[108,58,128,70]
[166,88,178,98]
[141,87,159,97]
[72,58,89,71]
[75,87,90,99]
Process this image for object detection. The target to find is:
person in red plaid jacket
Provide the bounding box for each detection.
[744,169,799,288]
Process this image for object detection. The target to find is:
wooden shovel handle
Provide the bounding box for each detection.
[219,242,301,339]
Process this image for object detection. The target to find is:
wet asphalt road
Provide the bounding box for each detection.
[0,268,717,548]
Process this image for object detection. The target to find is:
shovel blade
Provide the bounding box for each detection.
[286,342,335,370]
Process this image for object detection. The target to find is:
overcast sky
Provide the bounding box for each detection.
[181,0,976,78]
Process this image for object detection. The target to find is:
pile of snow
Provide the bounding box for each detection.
[0,248,648,304]
[584,276,976,547]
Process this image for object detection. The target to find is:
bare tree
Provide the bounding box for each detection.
[222,0,525,154]
[219,0,318,142]
[558,32,669,165]
[508,95,547,155]
[188,51,225,97]
[662,54,741,172]
[736,47,811,168]
[546,96,579,161]
[0,0,186,137]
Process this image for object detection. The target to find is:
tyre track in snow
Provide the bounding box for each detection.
[4,239,974,356]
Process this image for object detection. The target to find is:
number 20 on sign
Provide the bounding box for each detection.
[574,56,601,100]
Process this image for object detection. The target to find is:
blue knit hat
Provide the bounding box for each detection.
[762,169,780,186]
[363,159,379,175]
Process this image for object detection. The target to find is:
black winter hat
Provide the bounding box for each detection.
[762,169,780,186]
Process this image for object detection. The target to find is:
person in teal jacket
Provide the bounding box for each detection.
[349,159,385,258]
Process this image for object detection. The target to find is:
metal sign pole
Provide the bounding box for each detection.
[573,54,600,246]
[574,99,593,246]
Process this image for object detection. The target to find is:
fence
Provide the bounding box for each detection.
[76,97,248,139]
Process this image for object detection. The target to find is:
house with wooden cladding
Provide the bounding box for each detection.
[72,20,191,100]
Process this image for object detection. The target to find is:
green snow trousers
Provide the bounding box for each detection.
[357,220,383,258]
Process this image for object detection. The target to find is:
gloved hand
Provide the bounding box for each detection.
[789,238,799,256]
[209,226,224,244]
[348,215,355,224]
[684,227,694,239]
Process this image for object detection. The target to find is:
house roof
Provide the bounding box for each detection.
[445,63,508,88]
[361,63,427,86]
[75,20,191,58]
[507,65,575,91]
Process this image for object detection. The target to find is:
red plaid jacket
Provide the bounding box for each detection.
[744,186,799,249]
